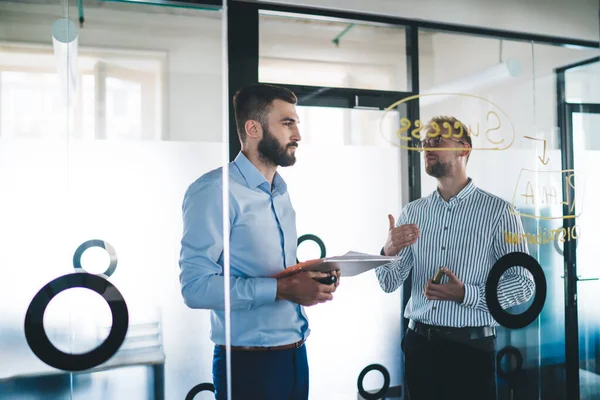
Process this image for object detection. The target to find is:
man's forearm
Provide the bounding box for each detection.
[375,258,411,293]
[181,272,277,311]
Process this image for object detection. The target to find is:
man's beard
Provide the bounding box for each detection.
[425,159,449,178]
[257,124,297,167]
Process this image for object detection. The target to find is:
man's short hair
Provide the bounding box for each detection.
[233,83,298,142]
[427,115,472,161]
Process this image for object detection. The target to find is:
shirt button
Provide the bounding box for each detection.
[441,247,446,250]
[444,227,448,230]
[432,306,437,310]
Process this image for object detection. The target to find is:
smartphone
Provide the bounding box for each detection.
[314,275,338,285]
[432,267,444,284]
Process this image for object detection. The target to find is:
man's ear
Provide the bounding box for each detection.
[244,120,262,140]
[461,144,471,158]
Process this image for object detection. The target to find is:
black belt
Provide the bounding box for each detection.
[409,319,496,341]
[217,339,305,352]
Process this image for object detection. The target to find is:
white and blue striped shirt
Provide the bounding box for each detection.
[376,179,535,328]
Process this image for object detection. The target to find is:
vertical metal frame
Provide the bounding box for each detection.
[401,23,421,400]
[557,69,580,398]
[227,0,259,161]
[405,24,421,203]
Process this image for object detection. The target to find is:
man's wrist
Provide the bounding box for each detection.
[275,278,291,301]
[461,283,479,308]
[457,283,465,302]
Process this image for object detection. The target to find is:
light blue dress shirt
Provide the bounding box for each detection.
[179,152,309,346]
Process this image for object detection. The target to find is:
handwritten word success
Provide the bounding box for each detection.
[379,93,516,151]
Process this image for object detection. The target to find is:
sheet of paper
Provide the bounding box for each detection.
[327,251,391,260]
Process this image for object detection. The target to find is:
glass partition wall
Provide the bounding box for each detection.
[418,33,599,400]
[259,14,409,399]
[0,1,598,400]
[0,0,227,399]
[250,5,599,400]
[558,57,600,400]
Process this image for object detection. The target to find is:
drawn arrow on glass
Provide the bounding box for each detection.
[524,136,550,165]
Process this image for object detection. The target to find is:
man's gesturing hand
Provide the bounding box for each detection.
[276,271,337,307]
[424,267,465,302]
[382,214,420,256]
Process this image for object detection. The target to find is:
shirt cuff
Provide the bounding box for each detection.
[253,278,277,308]
[461,283,480,309]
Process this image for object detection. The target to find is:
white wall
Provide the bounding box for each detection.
[260,0,600,41]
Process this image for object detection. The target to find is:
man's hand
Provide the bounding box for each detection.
[424,267,465,302]
[276,271,338,306]
[383,214,420,256]
[331,270,341,290]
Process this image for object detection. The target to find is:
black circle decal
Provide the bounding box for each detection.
[496,345,523,380]
[185,383,215,400]
[24,273,129,371]
[73,240,118,278]
[357,364,390,400]
[296,234,326,263]
[485,252,547,329]
[553,228,578,256]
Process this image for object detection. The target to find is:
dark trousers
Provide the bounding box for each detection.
[403,328,497,400]
[212,344,309,400]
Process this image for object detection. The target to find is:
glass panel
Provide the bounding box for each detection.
[0,2,74,399]
[418,31,542,399]
[413,31,597,400]
[573,110,600,400]
[530,45,598,399]
[0,71,67,138]
[278,105,404,398]
[566,62,600,104]
[254,12,409,399]
[259,11,408,91]
[0,2,226,400]
[105,77,142,140]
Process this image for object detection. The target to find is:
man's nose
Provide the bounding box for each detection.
[292,128,301,142]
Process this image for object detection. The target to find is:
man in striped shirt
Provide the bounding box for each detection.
[376,115,535,400]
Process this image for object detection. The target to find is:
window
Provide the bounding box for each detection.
[259,12,407,91]
[0,43,165,140]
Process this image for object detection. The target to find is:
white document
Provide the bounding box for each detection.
[315,251,397,277]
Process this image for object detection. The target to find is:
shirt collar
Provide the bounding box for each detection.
[232,152,288,195]
[433,178,476,203]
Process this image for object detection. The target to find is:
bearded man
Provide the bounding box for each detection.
[375,115,534,400]
[179,83,340,400]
